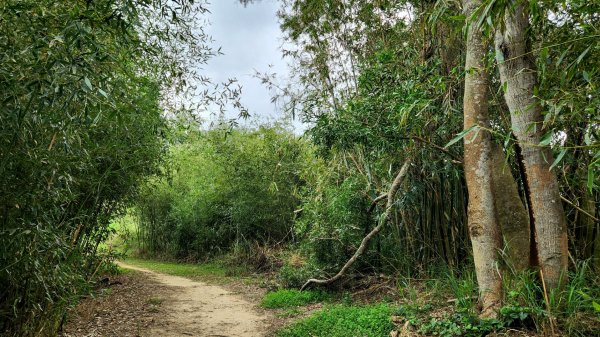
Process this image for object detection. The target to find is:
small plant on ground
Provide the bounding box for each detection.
[276,303,393,337]
[261,289,330,309]
[146,297,163,306]
[146,296,164,313]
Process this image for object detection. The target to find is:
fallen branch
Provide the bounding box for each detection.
[300,159,411,291]
[367,193,388,214]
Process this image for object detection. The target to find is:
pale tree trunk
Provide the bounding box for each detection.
[491,145,530,272]
[494,5,568,291]
[462,0,503,318]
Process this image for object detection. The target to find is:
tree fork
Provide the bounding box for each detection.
[300,160,411,291]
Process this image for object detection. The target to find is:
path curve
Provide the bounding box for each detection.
[117,262,268,337]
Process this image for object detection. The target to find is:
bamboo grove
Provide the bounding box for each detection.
[275,0,599,317]
[0,1,221,335]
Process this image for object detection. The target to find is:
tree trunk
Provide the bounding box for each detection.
[490,145,530,272]
[462,0,503,318]
[494,4,568,291]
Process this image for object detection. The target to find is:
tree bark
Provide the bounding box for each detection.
[462,0,503,318]
[490,145,530,272]
[494,4,568,291]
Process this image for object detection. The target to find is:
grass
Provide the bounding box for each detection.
[276,303,393,337]
[122,257,229,281]
[261,289,331,309]
[146,296,164,305]
[276,308,303,318]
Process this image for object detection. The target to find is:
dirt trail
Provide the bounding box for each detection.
[116,262,269,337]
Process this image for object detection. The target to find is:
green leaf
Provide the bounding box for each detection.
[539,131,554,146]
[496,50,505,63]
[549,149,567,171]
[557,49,569,66]
[593,301,600,313]
[583,71,590,82]
[577,290,591,300]
[83,77,92,91]
[445,125,477,148]
[576,46,591,64]
[584,131,592,145]
[98,88,108,98]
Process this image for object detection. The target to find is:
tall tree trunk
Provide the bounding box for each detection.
[490,145,530,272]
[494,4,568,291]
[462,0,503,318]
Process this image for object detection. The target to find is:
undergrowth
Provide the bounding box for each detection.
[391,261,600,336]
[261,289,331,309]
[276,303,394,337]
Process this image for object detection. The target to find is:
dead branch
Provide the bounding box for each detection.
[367,193,388,214]
[560,195,598,221]
[300,159,411,291]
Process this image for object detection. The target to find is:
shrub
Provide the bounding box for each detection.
[277,262,321,289]
[133,127,310,261]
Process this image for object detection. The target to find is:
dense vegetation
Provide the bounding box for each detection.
[0,0,215,335]
[133,127,309,261]
[2,0,599,336]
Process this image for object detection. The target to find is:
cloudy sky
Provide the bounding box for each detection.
[200,0,301,131]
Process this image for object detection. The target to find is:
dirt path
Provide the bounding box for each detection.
[116,262,270,337]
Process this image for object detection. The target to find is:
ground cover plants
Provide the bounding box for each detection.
[261,289,332,309]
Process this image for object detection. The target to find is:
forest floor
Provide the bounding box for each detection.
[61,258,567,337]
[62,261,276,337]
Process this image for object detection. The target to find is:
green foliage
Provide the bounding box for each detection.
[133,126,310,261]
[295,173,373,270]
[419,314,503,337]
[0,0,212,334]
[277,262,321,289]
[446,271,478,314]
[276,303,393,337]
[394,302,532,337]
[261,289,330,309]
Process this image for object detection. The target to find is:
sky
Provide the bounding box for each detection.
[200,0,302,131]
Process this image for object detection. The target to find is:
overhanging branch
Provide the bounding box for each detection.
[300,159,411,290]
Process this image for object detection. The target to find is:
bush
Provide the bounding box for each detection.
[133,126,311,261]
[277,262,321,289]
